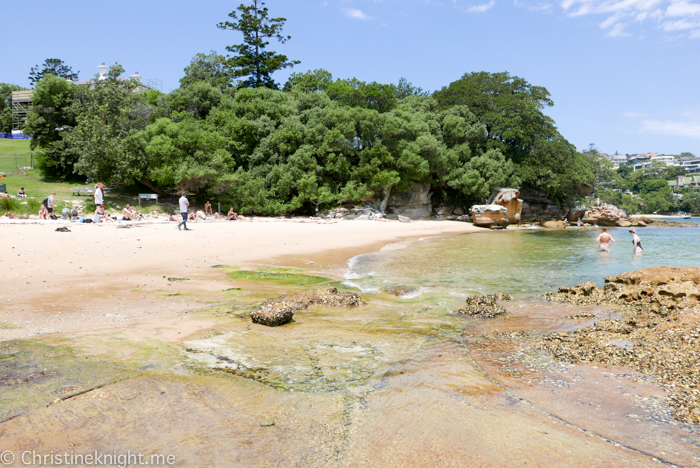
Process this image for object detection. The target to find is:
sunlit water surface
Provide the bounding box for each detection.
[344,221,700,297]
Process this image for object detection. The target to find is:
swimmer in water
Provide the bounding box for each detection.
[629,227,643,254]
[596,227,616,252]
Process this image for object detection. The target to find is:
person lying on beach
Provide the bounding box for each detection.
[2,212,17,219]
[38,204,48,220]
[188,212,197,222]
[204,201,213,217]
[17,188,27,198]
[596,227,615,252]
[1,192,10,198]
[195,210,207,221]
[629,228,643,255]
[168,213,179,222]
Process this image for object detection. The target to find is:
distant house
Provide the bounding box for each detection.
[671,175,700,190]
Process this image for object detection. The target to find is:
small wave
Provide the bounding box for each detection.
[400,287,430,299]
[341,280,380,293]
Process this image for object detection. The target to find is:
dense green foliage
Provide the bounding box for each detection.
[217,0,299,89]
[28,58,79,85]
[24,67,597,214]
[435,72,592,199]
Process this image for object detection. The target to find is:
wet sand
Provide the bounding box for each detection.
[1,220,699,467]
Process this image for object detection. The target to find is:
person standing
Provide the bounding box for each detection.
[629,228,643,254]
[596,227,616,252]
[46,192,56,219]
[177,192,190,231]
[94,183,104,206]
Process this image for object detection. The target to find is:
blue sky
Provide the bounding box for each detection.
[2,0,699,155]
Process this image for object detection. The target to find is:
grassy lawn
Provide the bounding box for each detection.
[0,139,174,218]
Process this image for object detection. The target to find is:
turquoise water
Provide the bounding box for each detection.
[344,221,700,297]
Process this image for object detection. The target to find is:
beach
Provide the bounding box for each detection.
[0,218,484,338]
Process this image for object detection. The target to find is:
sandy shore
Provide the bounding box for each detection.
[0,218,484,338]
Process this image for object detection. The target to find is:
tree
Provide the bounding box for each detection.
[680,152,695,159]
[180,51,232,90]
[395,78,428,100]
[29,58,79,85]
[0,83,26,133]
[283,69,333,93]
[23,74,79,177]
[217,0,300,89]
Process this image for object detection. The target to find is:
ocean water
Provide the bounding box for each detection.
[344,221,700,297]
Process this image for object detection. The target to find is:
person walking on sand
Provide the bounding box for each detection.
[46,192,56,219]
[177,192,190,231]
[596,227,616,252]
[629,227,643,255]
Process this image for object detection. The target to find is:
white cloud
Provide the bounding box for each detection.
[344,8,373,20]
[559,0,700,37]
[465,0,497,12]
[641,118,700,138]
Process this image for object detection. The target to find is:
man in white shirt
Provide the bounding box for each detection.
[94,183,104,206]
[177,192,190,231]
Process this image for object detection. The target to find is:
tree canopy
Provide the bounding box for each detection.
[217,0,299,89]
[28,58,79,85]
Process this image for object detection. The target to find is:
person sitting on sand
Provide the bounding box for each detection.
[204,201,214,217]
[227,207,238,221]
[61,205,71,220]
[38,204,48,220]
[71,206,79,220]
[629,227,643,255]
[17,187,27,198]
[94,204,115,223]
[122,204,143,221]
[596,227,616,252]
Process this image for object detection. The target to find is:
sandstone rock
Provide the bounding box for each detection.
[398,215,411,223]
[566,201,588,222]
[543,220,567,229]
[616,219,632,227]
[385,182,432,218]
[487,188,523,224]
[455,214,472,222]
[469,205,508,229]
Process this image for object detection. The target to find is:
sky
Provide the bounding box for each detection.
[2,0,699,156]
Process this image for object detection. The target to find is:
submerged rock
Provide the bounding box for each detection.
[251,288,365,327]
[455,293,512,319]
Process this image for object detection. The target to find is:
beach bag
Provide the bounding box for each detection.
[84,218,93,224]
[50,214,57,220]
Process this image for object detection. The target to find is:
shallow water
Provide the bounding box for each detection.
[344,222,700,297]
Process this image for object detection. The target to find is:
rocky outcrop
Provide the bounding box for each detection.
[385,182,432,218]
[469,205,509,229]
[455,293,513,318]
[251,288,365,327]
[541,267,700,424]
[566,201,588,222]
[487,188,523,224]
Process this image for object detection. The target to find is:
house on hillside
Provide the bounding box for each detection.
[671,175,700,190]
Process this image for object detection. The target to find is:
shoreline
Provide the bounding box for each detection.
[0,219,485,339]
